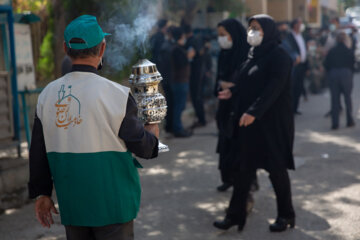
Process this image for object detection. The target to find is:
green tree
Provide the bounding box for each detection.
[341,0,357,9]
[13,0,48,13]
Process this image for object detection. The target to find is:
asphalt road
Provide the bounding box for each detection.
[1,74,360,240]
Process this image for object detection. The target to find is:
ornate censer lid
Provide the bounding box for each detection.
[129,59,163,86]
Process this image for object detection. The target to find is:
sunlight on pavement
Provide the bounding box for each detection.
[148,230,162,236]
[5,208,18,215]
[195,202,228,214]
[299,131,360,152]
[305,183,360,238]
[142,166,169,176]
[177,150,205,158]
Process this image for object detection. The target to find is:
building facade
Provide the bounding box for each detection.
[244,0,340,26]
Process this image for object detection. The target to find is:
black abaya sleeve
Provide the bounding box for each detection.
[246,49,292,119]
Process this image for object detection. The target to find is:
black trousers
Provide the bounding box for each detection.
[65,221,134,240]
[292,63,307,113]
[162,81,174,132]
[226,168,295,225]
[328,68,354,127]
[190,69,206,124]
[219,153,234,184]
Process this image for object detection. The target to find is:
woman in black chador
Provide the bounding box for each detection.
[215,18,249,191]
[214,14,296,232]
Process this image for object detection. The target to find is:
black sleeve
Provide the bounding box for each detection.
[119,95,159,159]
[28,113,53,199]
[323,50,331,72]
[246,52,292,119]
[350,50,355,72]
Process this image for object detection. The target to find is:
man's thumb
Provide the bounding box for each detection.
[51,205,59,214]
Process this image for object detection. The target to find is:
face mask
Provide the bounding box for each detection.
[247,29,263,47]
[300,24,306,33]
[218,36,233,49]
[309,45,317,54]
[329,24,336,32]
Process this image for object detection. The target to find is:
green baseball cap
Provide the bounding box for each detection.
[64,15,110,50]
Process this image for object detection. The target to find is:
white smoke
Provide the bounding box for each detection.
[104,1,161,71]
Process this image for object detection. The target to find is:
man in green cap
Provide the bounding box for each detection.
[28,15,159,240]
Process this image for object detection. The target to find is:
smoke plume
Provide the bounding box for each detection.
[103,1,162,71]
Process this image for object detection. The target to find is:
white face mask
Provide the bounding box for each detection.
[329,24,336,32]
[218,36,233,49]
[247,29,263,47]
[300,23,306,33]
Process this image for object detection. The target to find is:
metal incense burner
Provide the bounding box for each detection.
[129,59,169,153]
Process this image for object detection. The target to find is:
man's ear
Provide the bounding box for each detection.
[99,41,106,58]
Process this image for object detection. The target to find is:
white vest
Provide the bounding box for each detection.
[37,71,130,154]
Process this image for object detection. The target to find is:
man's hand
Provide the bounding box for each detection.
[239,113,255,127]
[218,88,232,100]
[294,56,301,65]
[35,196,58,228]
[187,48,196,60]
[144,124,160,138]
[219,81,235,90]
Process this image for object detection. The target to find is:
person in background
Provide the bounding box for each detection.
[277,21,289,41]
[170,27,194,137]
[350,27,357,54]
[158,26,176,133]
[284,18,308,115]
[323,17,341,54]
[29,15,159,240]
[183,23,207,128]
[215,18,250,192]
[150,19,168,66]
[215,14,296,232]
[322,18,349,118]
[201,36,214,98]
[324,32,355,130]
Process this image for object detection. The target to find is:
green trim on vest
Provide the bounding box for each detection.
[47,151,142,226]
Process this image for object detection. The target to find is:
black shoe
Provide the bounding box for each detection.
[269,217,295,232]
[213,218,244,231]
[217,183,232,192]
[294,111,302,115]
[347,122,355,128]
[173,129,192,138]
[191,121,206,129]
[331,125,339,130]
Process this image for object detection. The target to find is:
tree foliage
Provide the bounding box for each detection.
[13,0,48,13]
[341,0,357,9]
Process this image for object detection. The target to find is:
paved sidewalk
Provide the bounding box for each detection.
[1,75,360,240]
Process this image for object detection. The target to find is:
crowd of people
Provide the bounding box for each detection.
[150,19,212,138]
[279,17,357,129]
